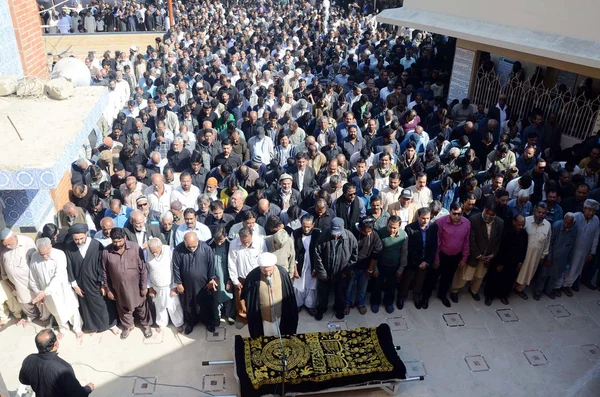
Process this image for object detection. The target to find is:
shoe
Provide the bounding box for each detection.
[396,299,404,310]
[307,308,317,317]
[227,317,236,325]
[533,294,541,301]
[335,311,345,320]
[344,305,350,315]
[414,300,422,310]
[469,289,481,302]
[515,290,528,300]
[385,305,394,314]
[184,325,194,335]
[440,297,451,308]
[545,292,555,300]
[553,289,562,297]
[206,324,216,333]
[485,298,492,306]
[421,300,429,309]
[500,297,509,305]
[572,284,580,292]
[234,321,246,329]
[450,293,459,303]
[358,306,367,315]
[315,311,324,321]
[371,305,380,313]
[563,287,573,297]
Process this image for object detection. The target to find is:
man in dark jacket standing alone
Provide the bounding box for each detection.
[314,218,358,320]
[19,329,94,396]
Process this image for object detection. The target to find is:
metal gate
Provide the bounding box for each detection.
[471,69,600,141]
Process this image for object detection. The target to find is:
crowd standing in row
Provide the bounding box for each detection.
[2,0,599,344]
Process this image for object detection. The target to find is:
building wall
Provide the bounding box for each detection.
[0,0,24,78]
[8,0,48,79]
[405,0,600,43]
[44,32,161,59]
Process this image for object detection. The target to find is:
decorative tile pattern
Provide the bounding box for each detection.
[496,308,519,322]
[443,313,465,327]
[0,1,24,79]
[205,327,226,342]
[202,374,226,392]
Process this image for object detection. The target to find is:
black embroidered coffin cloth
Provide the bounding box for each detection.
[234,323,406,397]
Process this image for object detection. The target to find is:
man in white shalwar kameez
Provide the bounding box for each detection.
[1,229,49,325]
[554,199,600,296]
[30,238,82,339]
[146,238,184,332]
[514,203,551,300]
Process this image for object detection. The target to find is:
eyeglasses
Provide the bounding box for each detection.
[137,203,149,207]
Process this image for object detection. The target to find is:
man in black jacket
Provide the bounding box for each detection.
[19,329,94,396]
[345,217,382,315]
[398,207,439,309]
[314,218,358,321]
[292,214,321,316]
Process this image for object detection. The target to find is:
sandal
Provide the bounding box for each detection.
[143,326,153,338]
[120,327,134,340]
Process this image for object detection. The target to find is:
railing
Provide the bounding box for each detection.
[471,69,600,140]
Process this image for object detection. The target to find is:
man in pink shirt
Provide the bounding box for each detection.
[421,202,471,308]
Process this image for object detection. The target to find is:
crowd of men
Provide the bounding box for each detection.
[3,0,599,344]
[40,0,170,34]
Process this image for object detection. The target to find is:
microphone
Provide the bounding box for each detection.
[265,275,272,287]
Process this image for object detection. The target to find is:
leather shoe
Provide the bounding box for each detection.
[396,299,404,310]
[572,284,580,292]
[532,293,541,301]
[358,306,367,315]
[335,311,345,320]
[545,292,555,300]
[371,305,380,313]
[440,297,451,307]
[563,287,573,297]
[184,325,194,335]
[450,293,459,303]
[469,289,481,301]
[421,300,429,309]
[206,324,216,333]
[385,305,395,314]
[500,297,509,305]
[315,311,324,321]
[552,289,562,297]
[414,300,422,309]
[485,298,492,306]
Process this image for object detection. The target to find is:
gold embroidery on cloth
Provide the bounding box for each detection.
[242,327,394,389]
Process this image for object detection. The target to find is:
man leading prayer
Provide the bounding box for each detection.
[242,252,298,338]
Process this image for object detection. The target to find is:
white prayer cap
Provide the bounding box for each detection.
[258,252,277,268]
[0,228,13,240]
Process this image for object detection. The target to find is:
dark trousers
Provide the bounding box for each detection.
[317,277,347,315]
[397,266,427,302]
[484,263,517,299]
[183,291,217,327]
[582,255,600,288]
[370,267,398,306]
[422,252,461,301]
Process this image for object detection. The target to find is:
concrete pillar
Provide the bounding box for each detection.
[7,0,48,79]
[447,46,478,102]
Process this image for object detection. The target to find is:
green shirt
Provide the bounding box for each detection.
[377,229,407,270]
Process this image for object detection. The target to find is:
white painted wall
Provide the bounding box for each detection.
[404,0,600,43]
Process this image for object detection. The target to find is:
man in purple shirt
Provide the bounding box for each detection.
[421,202,471,308]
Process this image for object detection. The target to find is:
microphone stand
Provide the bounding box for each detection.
[267,276,287,396]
